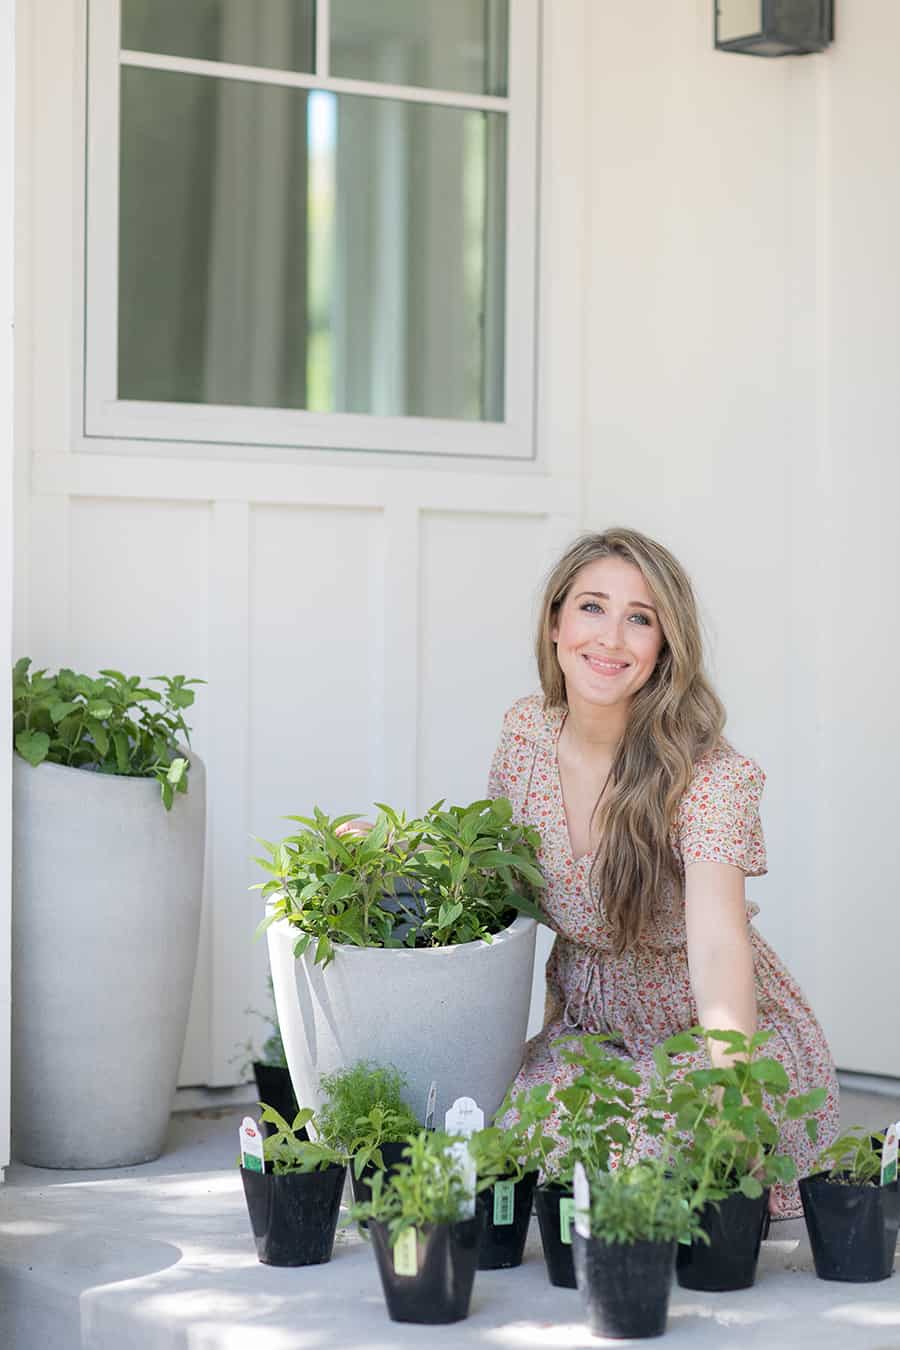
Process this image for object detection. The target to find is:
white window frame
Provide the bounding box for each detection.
[83,0,540,460]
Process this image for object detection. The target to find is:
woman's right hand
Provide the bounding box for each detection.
[334,819,374,838]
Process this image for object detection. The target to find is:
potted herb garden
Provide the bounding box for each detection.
[11,660,205,1168]
[241,1103,347,1266]
[800,1127,900,1282]
[658,1028,827,1293]
[351,1128,483,1325]
[317,1060,419,1219]
[469,1084,553,1269]
[257,799,545,1126]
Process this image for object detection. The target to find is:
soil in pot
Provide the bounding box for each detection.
[574,1232,677,1340]
[252,1063,302,1139]
[350,1142,410,1229]
[535,1182,577,1288]
[800,1172,900,1283]
[676,1189,769,1291]
[369,1216,483,1324]
[476,1171,539,1270]
[241,1163,345,1266]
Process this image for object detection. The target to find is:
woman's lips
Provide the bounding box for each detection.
[583,654,629,676]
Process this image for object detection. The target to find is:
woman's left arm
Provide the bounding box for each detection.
[685,860,757,1068]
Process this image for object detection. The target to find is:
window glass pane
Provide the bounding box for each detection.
[121,0,316,74]
[331,0,509,97]
[118,69,507,422]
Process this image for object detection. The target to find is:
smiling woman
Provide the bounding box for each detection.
[490,527,840,1221]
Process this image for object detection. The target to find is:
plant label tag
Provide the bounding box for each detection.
[445,1096,484,1138]
[881,1122,899,1187]
[239,1116,264,1173]
[559,1196,575,1245]
[394,1227,418,1277]
[448,1140,477,1219]
[493,1179,515,1226]
[425,1080,437,1131]
[573,1161,591,1238]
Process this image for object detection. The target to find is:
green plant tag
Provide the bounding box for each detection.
[559,1196,575,1245]
[881,1122,899,1187]
[394,1227,418,1277]
[493,1179,515,1226]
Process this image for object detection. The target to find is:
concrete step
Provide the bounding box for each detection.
[1,1099,898,1350]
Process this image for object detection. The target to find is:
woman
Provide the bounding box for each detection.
[489,527,838,1219]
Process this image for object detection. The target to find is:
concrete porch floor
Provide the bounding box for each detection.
[1,1079,898,1350]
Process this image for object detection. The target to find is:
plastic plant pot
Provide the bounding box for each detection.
[476,1170,539,1270]
[799,1172,900,1282]
[350,1142,410,1230]
[676,1189,769,1291]
[574,1232,677,1340]
[535,1181,577,1288]
[369,1216,483,1324]
[241,1163,345,1266]
[252,1063,301,1140]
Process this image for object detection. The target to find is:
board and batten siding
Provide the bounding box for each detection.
[16,0,585,1084]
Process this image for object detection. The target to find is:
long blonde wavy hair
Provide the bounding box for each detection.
[536,528,726,954]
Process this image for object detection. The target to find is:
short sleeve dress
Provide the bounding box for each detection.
[489,694,839,1220]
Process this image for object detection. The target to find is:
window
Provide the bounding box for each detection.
[84,1,540,458]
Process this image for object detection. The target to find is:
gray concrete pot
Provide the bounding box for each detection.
[12,754,205,1168]
[267,913,536,1127]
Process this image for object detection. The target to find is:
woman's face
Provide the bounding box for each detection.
[550,556,665,710]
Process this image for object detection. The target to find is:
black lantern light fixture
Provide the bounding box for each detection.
[715,1,834,56]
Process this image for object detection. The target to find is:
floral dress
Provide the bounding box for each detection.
[488,694,839,1220]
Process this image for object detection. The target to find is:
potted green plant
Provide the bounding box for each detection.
[574,1156,700,1340]
[469,1084,554,1269]
[530,1034,640,1289]
[11,660,206,1168]
[800,1128,900,1282]
[351,1129,482,1325]
[657,1028,827,1292]
[257,798,546,1125]
[317,1060,420,1215]
[241,1103,348,1267]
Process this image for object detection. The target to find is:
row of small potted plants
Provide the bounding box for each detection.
[237,1043,899,1337]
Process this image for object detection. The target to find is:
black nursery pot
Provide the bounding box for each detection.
[241,1163,345,1266]
[252,1062,301,1139]
[535,1182,577,1288]
[574,1232,677,1340]
[350,1141,410,1227]
[799,1172,900,1283]
[369,1216,483,1325]
[676,1189,769,1291]
[476,1170,539,1270]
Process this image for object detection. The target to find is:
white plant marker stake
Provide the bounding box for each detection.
[573,1161,591,1238]
[239,1116,265,1173]
[445,1096,483,1220]
[425,1080,438,1132]
[881,1121,899,1187]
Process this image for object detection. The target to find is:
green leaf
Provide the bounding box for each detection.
[86,700,113,720]
[49,701,79,724]
[748,1059,790,1092]
[15,730,50,766]
[86,718,109,757]
[166,756,187,786]
[662,1031,701,1056]
[738,1174,764,1199]
[112,728,131,773]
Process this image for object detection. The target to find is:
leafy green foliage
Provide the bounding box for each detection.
[650,1027,827,1209]
[349,1130,472,1242]
[258,1103,347,1175]
[585,1157,702,1246]
[540,1034,642,1186]
[815,1128,884,1186]
[470,1083,555,1187]
[12,658,203,810]
[317,1060,420,1178]
[254,798,546,965]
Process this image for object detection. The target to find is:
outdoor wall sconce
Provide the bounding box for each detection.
[714,1,834,55]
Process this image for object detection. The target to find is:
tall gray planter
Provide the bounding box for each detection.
[12,755,206,1168]
[267,914,537,1127]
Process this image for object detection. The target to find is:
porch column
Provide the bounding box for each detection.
[0,0,15,1179]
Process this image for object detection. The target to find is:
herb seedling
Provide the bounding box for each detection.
[258,1103,347,1174]
[815,1128,885,1186]
[350,1130,472,1244]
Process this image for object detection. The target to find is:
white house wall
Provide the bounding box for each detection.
[1,0,15,1175]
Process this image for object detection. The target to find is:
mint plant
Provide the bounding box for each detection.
[538,1034,642,1186]
[254,798,546,966]
[469,1083,555,1187]
[349,1130,472,1243]
[12,658,202,809]
[258,1104,347,1175]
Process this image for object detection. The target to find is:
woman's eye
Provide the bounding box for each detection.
[628,612,651,626]
[580,602,602,614]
